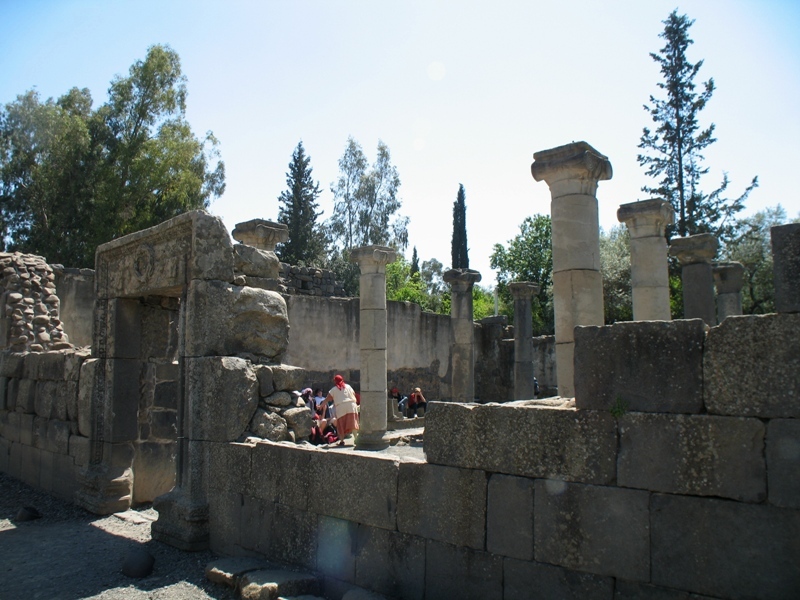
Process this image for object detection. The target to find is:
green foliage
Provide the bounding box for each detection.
[721,205,799,314]
[451,184,469,269]
[610,396,628,418]
[490,214,554,335]
[600,226,633,324]
[410,246,419,276]
[386,254,450,315]
[276,141,326,266]
[0,45,224,267]
[669,272,683,320]
[327,136,408,252]
[638,10,756,242]
[472,285,495,321]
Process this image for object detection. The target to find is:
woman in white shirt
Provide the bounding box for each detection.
[326,374,359,446]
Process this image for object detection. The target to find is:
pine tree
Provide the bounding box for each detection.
[451,184,469,268]
[638,10,756,241]
[410,246,420,276]
[276,141,325,265]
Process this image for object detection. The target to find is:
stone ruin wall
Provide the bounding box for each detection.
[0,253,72,352]
[279,263,346,297]
[206,312,800,600]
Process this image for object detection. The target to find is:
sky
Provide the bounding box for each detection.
[2,0,799,285]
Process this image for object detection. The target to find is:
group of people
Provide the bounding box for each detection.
[297,374,360,447]
[390,386,427,418]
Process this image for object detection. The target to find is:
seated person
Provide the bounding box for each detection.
[408,387,427,417]
[390,387,407,418]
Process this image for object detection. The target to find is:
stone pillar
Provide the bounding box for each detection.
[350,245,397,449]
[713,262,745,322]
[531,141,612,398]
[617,199,675,321]
[669,233,719,325]
[771,223,800,313]
[509,282,540,400]
[444,268,482,402]
[232,219,289,251]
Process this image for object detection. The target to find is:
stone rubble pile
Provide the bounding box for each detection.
[0,253,71,352]
[247,364,314,443]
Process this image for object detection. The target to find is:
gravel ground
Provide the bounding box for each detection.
[0,472,236,600]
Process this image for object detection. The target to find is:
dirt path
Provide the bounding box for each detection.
[0,472,236,600]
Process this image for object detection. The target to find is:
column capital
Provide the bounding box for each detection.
[444,268,482,291]
[617,199,675,239]
[350,245,397,273]
[509,281,540,299]
[232,219,288,252]
[713,261,746,294]
[531,141,612,196]
[669,234,719,265]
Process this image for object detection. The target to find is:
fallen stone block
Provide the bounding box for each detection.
[205,556,270,588]
[239,569,320,600]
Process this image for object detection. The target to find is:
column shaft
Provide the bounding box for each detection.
[510,282,539,400]
[444,269,482,402]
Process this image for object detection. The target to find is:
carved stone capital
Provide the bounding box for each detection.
[350,245,398,273]
[509,281,540,299]
[713,262,746,294]
[232,219,289,252]
[531,141,612,196]
[444,268,482,292]
[669,234,719,265]
[617,199,675,239]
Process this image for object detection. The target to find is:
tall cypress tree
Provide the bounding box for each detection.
[410,246,420,276]
[638,10,756,241]
[451,183,469,268]
[276,141,325,265]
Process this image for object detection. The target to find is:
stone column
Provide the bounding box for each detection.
[617,199,675,321]
[531,141,612,398]
[669,233,719,325]
[771,223,800,313]
[713,262,745,322]
[350,245,397,449]
[510,282,540,400]
[444,268,482,402]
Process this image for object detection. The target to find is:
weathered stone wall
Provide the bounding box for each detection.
[0,253,72,352]
[279,263,346,297]
[207,313,800,600]
[52,266,95,348]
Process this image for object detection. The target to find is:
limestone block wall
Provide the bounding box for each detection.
[0,349,90,501]
[279,263,346,297]
[208,313,799,600]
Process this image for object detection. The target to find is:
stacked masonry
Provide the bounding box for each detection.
[0,253,71,352]
[207,314,799,599]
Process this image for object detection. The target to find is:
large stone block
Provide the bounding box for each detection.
[425,540,503,600]
[424,401,616,484]
[16,379,36,413]
[487,474,534,560]
[233,243,280,279]
[185,280,288,360]
[69,434,90,467]
[354,525,425,600]
[37,351,66,380]
[77,358,98,437]
[618,413,766,502]
[574,319,706,413]
[270,365,308,393]
[397,462,486,550]
[614,580,717,599]
[47,419,70,454]
[317,516,358,583]
[767,419,800,508]
[185,356,258,442]
[5,377,16,411]
[0,410,21,443]
[104,359,141,443]
[250,441,316,510]
[208,489,245,556]
[0,352,25,378]
[309,451,399,530]
[208,441,254,496]
[52,453,78,500]
[534,481,650,581]
[651,493,800,598]
[504,558,614,600]
[704,313,800,417]
[132,441,176,504]
[772,222,800,313]
[261,502,317,571]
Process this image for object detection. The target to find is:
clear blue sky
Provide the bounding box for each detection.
[2,0,798,284]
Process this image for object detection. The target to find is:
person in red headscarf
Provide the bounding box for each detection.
[326,374,359,446]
